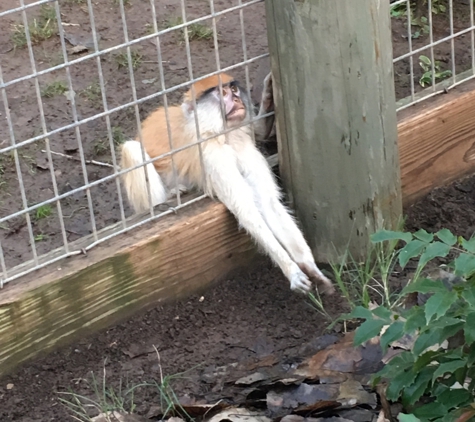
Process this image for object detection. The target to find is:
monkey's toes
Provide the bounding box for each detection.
[290,270,312,294]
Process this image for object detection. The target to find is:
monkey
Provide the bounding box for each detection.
[119,72,335,296]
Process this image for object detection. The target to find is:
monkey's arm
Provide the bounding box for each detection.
[202,142,312,293]
[253,72,276,142]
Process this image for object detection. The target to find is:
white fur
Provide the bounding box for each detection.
[120,140,168,213]
[120,74,334,295]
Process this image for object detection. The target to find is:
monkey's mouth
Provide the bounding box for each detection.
[227,105,246,121]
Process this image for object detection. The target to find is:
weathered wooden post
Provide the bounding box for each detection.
[264,0,402,263]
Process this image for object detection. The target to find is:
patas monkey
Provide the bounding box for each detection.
[120,73,334,296]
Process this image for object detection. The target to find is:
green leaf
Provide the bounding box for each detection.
[401,366,433,406]
[404,306,426,332]
[418,241,451,268]
[371,230,412,244]
[436,228,457,246]
[413,402,448,419]
[398,240,426,268]
[436,388,472,410]
[413,229,434,243]
[345,305,373,321]
[378,352,414,379]
[414,350,443,372]
[402,278,447,295]
[461,237,475,253]
[462,287,475,308]
[467,343,475,366]
[435,321,464,345]
[386,367,417,401]
[413,330,440,356]
[454,253,475,278]
[354,318,386,345]
[432,360,466,385]
[398,414,421,422]
[380,321,404,351]
[424,290,458,324]
[372,305,392,322]
[464,312,475,343]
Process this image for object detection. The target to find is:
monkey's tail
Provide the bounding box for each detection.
[120,140,168,214]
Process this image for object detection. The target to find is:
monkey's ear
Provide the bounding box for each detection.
[181,100,194,116]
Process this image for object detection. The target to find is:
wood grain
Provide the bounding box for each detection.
[0,199,257,377]
[398,83,475,205]
[264,0,402,263]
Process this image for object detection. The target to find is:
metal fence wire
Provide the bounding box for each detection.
[0,0,474,287]
[392,0,475,110]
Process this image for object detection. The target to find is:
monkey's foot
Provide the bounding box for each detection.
[169,184,189,197]
[289,266,313,294]
[298,262,336,296]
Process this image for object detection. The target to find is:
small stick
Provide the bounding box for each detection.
[41,150,118,169]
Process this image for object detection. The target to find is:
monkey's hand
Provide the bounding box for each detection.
[261,72,274,114]
[298,262,336,296]
[289,263,313,293]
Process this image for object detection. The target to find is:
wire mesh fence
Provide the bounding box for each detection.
[0,0,270,287]
[1,0,475,288]
[391,0,475,111]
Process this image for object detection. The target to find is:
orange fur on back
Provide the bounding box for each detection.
[137,73,235,186]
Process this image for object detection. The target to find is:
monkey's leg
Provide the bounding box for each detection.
[120,140,168,214]
[203,144,312,293]
[239,145,335,295]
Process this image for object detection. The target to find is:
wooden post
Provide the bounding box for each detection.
[264,0,402,262]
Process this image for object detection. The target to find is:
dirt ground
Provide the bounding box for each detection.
[2,171,475,421]
[1,0,475,420]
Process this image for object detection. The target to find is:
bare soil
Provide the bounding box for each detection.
[1,1,475,421]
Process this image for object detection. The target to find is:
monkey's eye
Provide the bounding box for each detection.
[231,85,238,93]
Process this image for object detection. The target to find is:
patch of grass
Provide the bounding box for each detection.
[34,233,48,242]
[114,50,142,70]
[93,140,109,156]
[10,4,58,49]
[164,17,214,42]
[59,358,193,422]
[81,82,102,103]
[113,0,131,6]
[35,204,53,220]
[111,126,126,146]
[93,127,126,156]
[41,81,68,98]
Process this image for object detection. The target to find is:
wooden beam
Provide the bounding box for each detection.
[0,199,256,377]
[397,79,475,206]
[264,0,402,263]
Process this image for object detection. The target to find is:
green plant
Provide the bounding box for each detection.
[111,126,126,146]
[113,0,131,6]
[165,17,214,42]
[59,357,195,421]
[41,81,67,98]
[35,204,52,220]
[59,370,139,421]
[418,55,452,87]
[34,233,48,242]
[114,50,142,70]
[11,4,57,48]
[81,82,102,103]
[344,228,475,421]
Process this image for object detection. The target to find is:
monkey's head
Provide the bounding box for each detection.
[182,73,252,132]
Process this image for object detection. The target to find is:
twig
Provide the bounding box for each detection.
[41,150,117,169]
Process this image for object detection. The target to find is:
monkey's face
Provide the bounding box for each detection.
[210,82,247,125]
